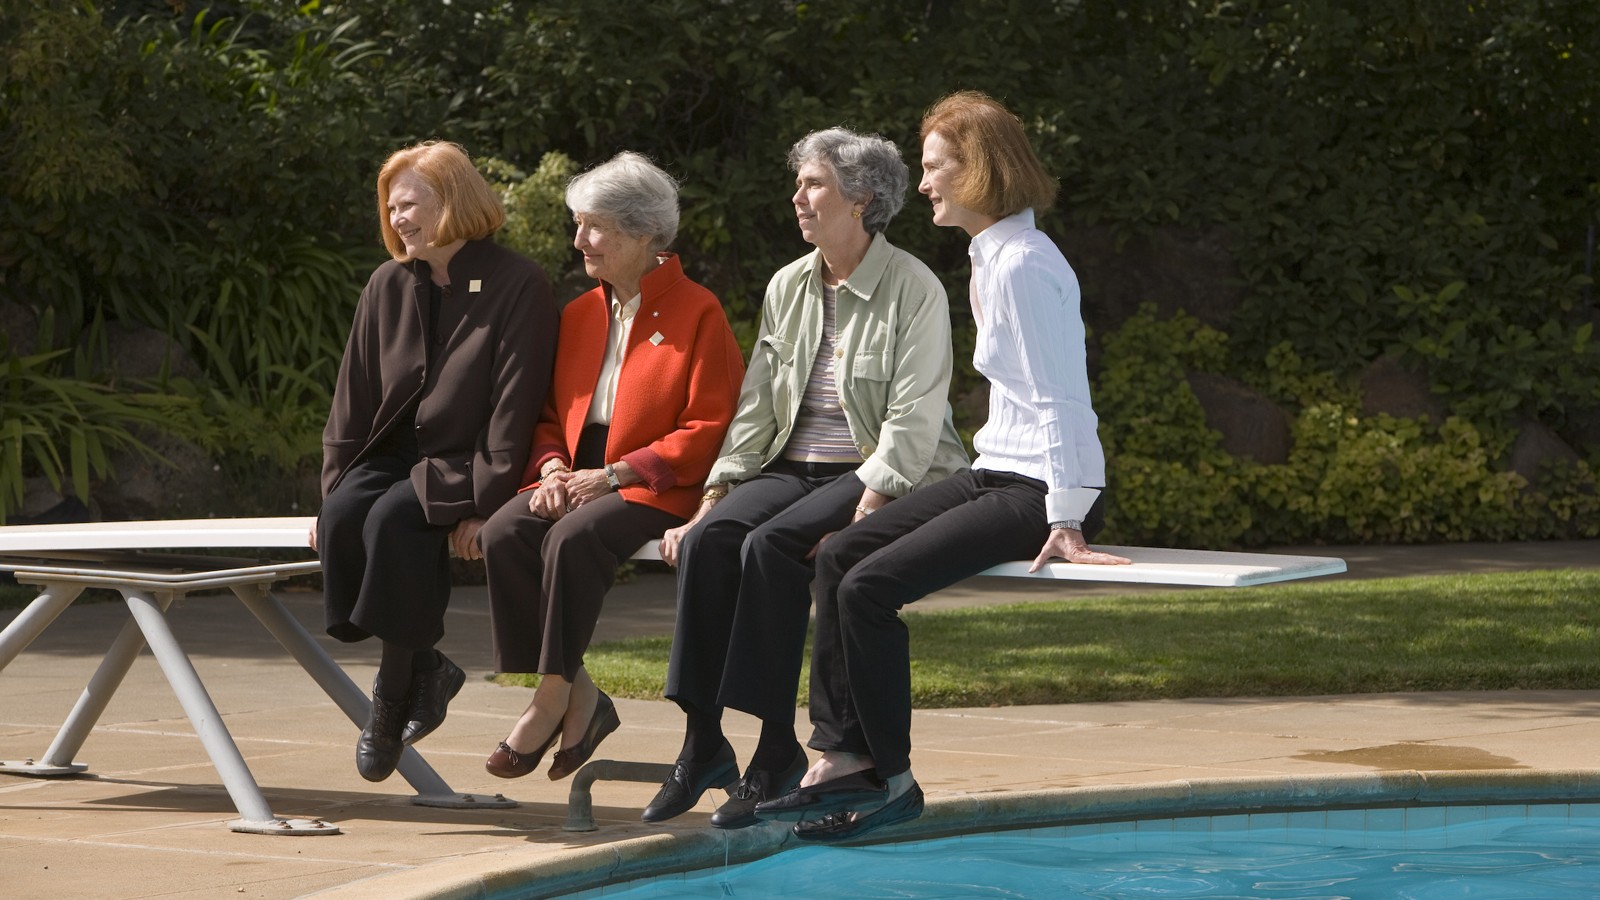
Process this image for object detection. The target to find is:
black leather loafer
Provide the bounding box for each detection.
[793,782,925,843]
[641,740,737,823]
[753,767,888,822]
[401,653,465,745]
[711,747,808,830]
[356,689,408,782]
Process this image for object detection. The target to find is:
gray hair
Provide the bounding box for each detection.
[787,128,907,235]
[565,151,680,250]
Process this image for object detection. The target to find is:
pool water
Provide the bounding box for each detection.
[560,803,1600,899]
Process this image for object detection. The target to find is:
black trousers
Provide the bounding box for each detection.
[807,468,1106,779]
[663,460,862,723]
[481,489,682,678]
[318,454,453,650]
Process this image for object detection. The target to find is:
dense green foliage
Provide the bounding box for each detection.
[1096,308,1599,545]
[506,569,1600,707]
[2,0,1595,539]
[1,321,207,516]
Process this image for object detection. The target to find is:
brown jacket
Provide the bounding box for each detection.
[321,238,559,525]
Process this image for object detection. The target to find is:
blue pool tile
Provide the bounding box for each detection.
[1248,812,1291,832]
[1210,813,1251,833]
[1364,806,1406,833]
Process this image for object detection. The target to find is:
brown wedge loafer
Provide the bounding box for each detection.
[548,691,620,780]
[485,728,559,779]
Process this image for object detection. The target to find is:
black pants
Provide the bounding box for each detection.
[318,454,452,650]
[807,468,1106,779]
[663,460,862,723]
[481,489,682,678]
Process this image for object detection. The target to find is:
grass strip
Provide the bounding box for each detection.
[497,569,1600,707]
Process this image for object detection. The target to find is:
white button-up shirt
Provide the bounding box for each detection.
[584,290,641,426]
[968,209,1104,523]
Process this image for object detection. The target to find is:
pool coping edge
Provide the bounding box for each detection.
[303,768,1600,900]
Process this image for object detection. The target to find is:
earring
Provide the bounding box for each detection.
[851,208,862,219]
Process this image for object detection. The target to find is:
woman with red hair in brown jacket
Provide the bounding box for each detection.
[316,141,558,784]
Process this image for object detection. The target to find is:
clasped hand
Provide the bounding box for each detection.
[529,468,613,520]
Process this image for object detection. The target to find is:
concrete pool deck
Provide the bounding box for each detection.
[2,540,1596,898]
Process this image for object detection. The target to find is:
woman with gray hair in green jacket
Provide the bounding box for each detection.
[642,127,968,828]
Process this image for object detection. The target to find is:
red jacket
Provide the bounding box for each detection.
[520,253,744,518]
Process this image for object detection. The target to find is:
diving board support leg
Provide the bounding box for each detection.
[122,587,337,835]
[0,582,86,669]
[2,583,132,776]
[230,583,515,811]
[0,582,95,775]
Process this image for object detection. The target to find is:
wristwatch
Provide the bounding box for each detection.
[1049,519,1083,532]
[604,464,621,491]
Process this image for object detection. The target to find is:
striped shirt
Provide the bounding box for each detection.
[783,283,863,464]
[969,209,1105,523]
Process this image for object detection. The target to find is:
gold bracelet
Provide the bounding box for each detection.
[541,460,570,479]
[702,485,729,502]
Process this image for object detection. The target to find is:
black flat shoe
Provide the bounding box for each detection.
[401,653,465,745]
[355,688,408,782]
[793,782,925,843]
[547,691,620,780]
[711,746,808,830]
[641,740,737,823]
[753,767,888,822]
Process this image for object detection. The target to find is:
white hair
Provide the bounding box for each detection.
[565,151,680,250]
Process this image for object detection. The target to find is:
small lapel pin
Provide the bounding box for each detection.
[469,279,482,293]
[649,331,665,346]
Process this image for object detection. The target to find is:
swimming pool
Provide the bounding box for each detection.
[560,802,1600,898]
[470,771,1600,899]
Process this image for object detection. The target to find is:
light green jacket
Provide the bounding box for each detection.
[708,232,969,497]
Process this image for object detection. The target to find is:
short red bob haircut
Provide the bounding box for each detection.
[920,90,1058,219]
[375,141,505,261]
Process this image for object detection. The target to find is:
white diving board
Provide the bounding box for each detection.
[0,516,319,553]
[626,540,1345,587]
[0,515,1347,587]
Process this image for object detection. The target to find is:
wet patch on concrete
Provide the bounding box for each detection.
[1294,742,1525,770]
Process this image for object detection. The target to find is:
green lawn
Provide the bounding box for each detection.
[12,569,1594,706]
[499,569,1600,707]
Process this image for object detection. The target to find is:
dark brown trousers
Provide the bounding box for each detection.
[482,489,682,677]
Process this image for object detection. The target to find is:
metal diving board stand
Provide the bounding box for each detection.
[0,516,515,836]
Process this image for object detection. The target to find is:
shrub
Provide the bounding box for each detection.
[1095,308,1600,547]
[0,326,207,523]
